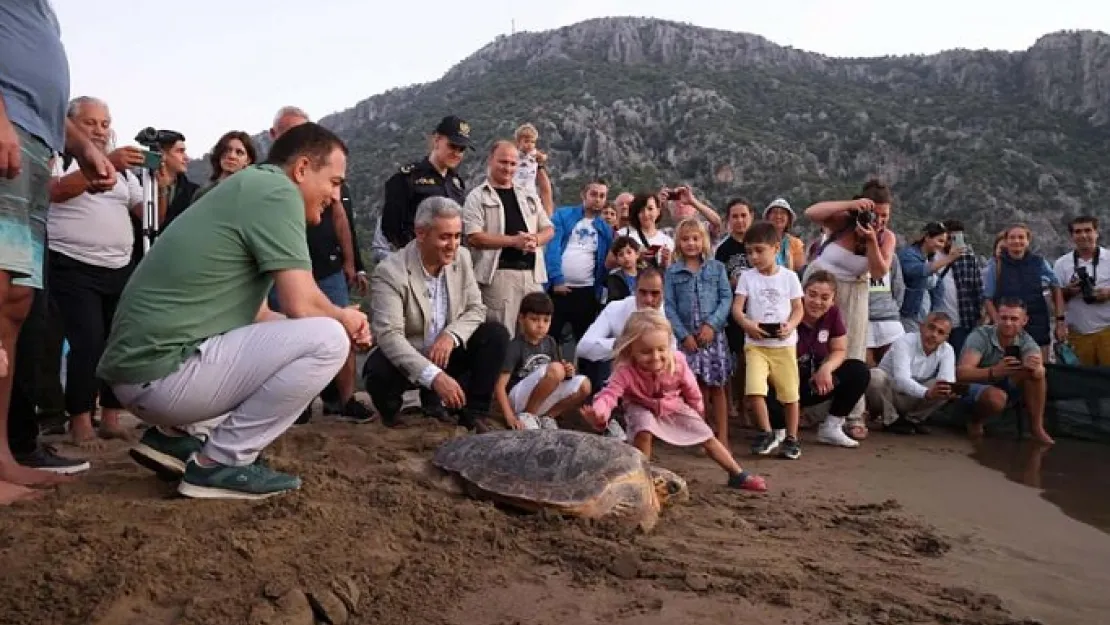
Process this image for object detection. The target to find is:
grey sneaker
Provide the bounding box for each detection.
[177,458,302,500]
[539,416,559,430]
[517,412,541,430]
[14,445,90,475]
[130,427,204,479]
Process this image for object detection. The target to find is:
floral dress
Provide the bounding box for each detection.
[685,290,734,387]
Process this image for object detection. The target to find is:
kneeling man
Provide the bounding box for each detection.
[866,312,956,434]
[97,123,370,500]
[955,298,1054,444]
[363,196,510,429]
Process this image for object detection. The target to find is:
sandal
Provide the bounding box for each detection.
[846,421,869,441]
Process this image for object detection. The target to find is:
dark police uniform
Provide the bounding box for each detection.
[377,115,473,252]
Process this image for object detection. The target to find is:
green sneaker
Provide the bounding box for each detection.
[177,458,302,500]
[129,427,204,479]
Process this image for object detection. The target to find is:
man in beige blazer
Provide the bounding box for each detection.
[463,140,554,337]
[363,196,510,429]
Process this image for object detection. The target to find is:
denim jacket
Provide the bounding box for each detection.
[664,258,733,341]
[898,244,944,323]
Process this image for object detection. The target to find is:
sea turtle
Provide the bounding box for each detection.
[431,429,688,532]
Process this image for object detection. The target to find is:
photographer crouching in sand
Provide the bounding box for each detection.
[96,123,371,500]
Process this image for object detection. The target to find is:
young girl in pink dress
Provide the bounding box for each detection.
[582,310,767,492]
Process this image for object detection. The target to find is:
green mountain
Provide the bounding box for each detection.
[196,17,1110,257]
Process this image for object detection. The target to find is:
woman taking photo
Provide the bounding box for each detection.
[898,221,963,332]
[803,179,897,440]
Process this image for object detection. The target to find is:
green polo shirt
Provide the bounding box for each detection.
[961,325,1040,368]
[97,165,312,384]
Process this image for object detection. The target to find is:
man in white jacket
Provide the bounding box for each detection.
[576,266,669,376]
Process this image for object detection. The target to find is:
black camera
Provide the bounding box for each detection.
[133,127,182,151]
[1076,266,1098,304]
[848,209,876,229]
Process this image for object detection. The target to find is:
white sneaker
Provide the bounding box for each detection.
[517,412,541,430]
[539,416,559,430]
[816,416,860,448]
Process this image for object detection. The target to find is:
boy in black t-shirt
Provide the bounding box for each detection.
[495,293,591,429]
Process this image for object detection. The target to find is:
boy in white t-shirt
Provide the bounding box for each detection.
[732,221,805,459]
[513,123,544,195]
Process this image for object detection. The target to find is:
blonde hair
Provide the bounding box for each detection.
[674,217,711,259]
[515,123,538,140]
[612,310,676,375]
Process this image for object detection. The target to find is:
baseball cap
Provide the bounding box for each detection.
[434,115,474,150]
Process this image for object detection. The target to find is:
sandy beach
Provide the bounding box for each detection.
[1,407,1107,625]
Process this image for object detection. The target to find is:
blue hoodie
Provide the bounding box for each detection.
[544,204,614,298]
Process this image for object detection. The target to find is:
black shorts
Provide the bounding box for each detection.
[725,320,745,355]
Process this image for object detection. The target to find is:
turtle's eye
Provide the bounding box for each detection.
[667,482,681,495]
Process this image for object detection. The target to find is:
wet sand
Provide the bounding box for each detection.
[0,412,1106,625]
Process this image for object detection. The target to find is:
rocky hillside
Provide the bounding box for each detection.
[195,18,1110,257]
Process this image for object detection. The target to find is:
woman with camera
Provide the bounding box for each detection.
[898,222,964,332]
[803,179,898,440]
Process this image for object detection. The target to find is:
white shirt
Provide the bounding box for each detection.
[47,159,141,269]
[514,150,538,195]
[561,217,598,287]
[416,267,452,388]
[615,226,674,254]
[735,266,804,348]
[1053,247,1110,335]
[878,332,956,399]
[576,297,669,362]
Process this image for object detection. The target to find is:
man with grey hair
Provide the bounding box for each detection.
[463,140,553,335]
[364,196,509,429]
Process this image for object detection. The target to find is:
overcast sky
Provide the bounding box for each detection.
[55,0,1107,156]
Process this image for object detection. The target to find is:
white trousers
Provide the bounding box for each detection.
[113,318,349,465]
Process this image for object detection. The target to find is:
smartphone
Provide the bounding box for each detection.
[758,323,781,338]
[951,231,966,248]
[1004,345,1021,360]
[950,382,971,396]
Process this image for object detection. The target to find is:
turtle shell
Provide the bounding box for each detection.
[432,429,658,525]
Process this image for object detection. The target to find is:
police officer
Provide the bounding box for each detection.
[371,115,471,261]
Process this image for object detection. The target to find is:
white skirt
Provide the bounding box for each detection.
[867,320,905,349]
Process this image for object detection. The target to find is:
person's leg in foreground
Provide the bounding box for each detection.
[117,317,349,500]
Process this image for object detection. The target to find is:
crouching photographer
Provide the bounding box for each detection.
[1054,216,1110,366]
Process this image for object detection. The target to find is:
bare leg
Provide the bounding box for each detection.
[633,430,653,458]
[523,363,565,414]
[967,387,1007,439]
[707,385,728,448]
[335,352,356,404]
[0,280,69,494]
[97,407,132,441]
[744,395,772,431]
[1022,375,1054,445]
[70,411,100,447]
[783,401,800,439]
[703,437,741,474]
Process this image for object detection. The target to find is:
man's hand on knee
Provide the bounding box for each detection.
[432,373,466,409]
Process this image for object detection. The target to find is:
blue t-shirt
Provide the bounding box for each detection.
[0,0,70,151]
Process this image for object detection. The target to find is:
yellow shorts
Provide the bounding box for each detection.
[1070,326,1110,367]
[744,345,800,404]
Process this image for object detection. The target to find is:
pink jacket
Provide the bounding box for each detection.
[592,351,704,420]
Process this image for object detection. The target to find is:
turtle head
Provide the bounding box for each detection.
[649,467,689,506]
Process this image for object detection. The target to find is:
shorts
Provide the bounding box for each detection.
[744,344,801,404]
[964,378,1019,405]
[508,364,588,416]
[867,320,904,349]
[269,269,349,311]
[0,126,52,290]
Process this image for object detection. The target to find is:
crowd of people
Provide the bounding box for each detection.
[3,0,1107,506]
